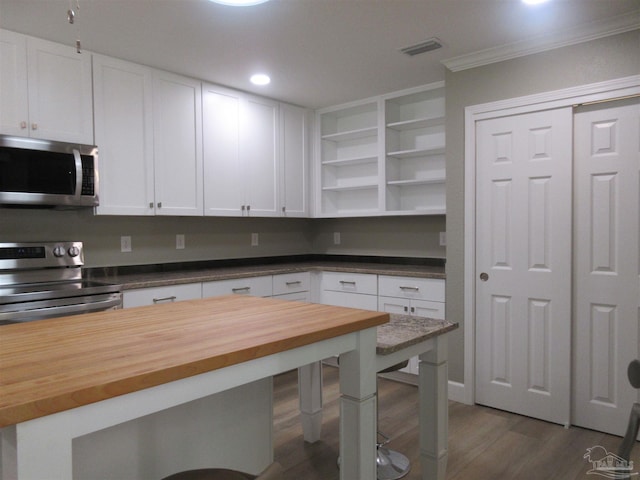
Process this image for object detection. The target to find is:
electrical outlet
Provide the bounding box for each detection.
[251,233,259,246]
[333,232,341,245]
[120,236,132,253]
[439,232,446,247]
[176,234,185,250]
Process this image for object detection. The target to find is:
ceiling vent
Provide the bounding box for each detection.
[400,37,443,56]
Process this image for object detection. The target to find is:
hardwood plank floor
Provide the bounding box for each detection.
[273,366,639,480]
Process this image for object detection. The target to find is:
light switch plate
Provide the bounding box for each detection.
[439,232,446,246]
[121,236,132,252]
[176,234,185,250]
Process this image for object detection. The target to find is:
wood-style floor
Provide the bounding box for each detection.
[273,366,639,480]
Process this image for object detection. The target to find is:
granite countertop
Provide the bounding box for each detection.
[376,314,458,355]
[87,257,445,290]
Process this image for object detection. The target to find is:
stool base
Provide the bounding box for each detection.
[376,446,410,480]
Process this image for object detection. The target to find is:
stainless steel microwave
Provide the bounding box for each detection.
[0,135,99,208]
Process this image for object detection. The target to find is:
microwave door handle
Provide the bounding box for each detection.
[73,148,82,199]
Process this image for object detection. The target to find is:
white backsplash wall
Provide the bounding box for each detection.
[311,216,446,259]
[0,208,445,267]
[0,208,314,267]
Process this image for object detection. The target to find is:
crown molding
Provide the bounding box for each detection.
[442,11,640,72]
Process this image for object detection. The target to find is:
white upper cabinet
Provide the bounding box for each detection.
[152,71,203,216]
[314,82,445,217]
[279,103,309,217]
[93,55,155,215]
[0,30,93,144]
[203,84,279,217]
[94,55,203,216]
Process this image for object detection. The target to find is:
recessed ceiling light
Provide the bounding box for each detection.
[522,0,550,4]
[209,0,269,6]
[250,73,271,86]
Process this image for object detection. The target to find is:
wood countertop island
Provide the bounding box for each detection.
[0,295,391,480]
[0,295,388,428]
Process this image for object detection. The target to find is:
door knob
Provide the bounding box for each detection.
[480,272,489,281]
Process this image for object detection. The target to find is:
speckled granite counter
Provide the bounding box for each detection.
[377,314,457,355]
[86,257,445,290]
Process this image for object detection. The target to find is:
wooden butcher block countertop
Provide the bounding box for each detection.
[0,295,388,428]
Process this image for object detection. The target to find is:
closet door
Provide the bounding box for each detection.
[573,97,640,436]
[475,108,573,425]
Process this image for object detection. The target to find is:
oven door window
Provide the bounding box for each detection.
[0,147,76,195]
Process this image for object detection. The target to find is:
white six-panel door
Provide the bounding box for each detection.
[475,108,573,425]
[573,98,640,435]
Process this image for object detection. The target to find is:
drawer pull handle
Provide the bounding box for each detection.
[232,287,251,293]
[339,281,356,286]
[285,281,302,286]
[400,286,420,291]
[153,296,176,303]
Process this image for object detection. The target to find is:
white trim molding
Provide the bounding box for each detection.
[443,11,640,72]
[462,75,640,406]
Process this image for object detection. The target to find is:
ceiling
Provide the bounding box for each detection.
[1,0,638,109]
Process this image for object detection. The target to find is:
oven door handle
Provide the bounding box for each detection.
[1,296,122,323]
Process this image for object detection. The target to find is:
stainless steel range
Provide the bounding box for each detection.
[0,242,122,325]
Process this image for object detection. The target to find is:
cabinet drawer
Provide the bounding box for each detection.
[202,275,272,298]
[123,283,202,308]
[378,275,444,302]
[321,290,378,311]
[321,272,377,295]
[273,291,311,302]
[272,272,310,296]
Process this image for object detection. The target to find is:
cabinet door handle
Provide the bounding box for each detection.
[282,206,286,213]
[31,123,38,130]
[247,205,251,212]
[149,202,154,208]
[410,307,415,313]
[20,121,27,129]
[232,287,251,293]
[404,306,409,312]
[400,286,420,291]
[157,202,162,208]
[153,296,176,303]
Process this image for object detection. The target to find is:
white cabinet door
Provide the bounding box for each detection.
[573,98,640,436]
[0,30,28,137]
[26,37,93,144]
[94,55,155,215]
[475,108,572,426]
[0,30,92,143]
[123,283,202,308]
[203,85,244,216]
[242,95,279,217]
[153,71,203,216]
[280,103,309,217]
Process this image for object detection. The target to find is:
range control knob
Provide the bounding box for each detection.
[53,246,66,258]
[68,246,81,257]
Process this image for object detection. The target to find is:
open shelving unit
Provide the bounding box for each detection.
[383,83,446,214]
[315,82,445,217]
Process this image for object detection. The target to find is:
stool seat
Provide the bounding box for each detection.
[161,462,282,480]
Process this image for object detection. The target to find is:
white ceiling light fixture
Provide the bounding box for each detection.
[522,0,551,5]
[250,73,271,86]
[209,0,269,6]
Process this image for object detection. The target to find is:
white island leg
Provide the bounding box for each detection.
[298,361,323,443]
[338,327,378,480]
[419,335,448,480]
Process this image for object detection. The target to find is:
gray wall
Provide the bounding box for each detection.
[0,208,445,267]
[445,30,640,384]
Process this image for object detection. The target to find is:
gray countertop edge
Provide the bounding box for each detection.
[377,315,458,355]
[91,261,446,290]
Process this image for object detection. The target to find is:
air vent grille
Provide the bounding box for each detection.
[400,38,442,56]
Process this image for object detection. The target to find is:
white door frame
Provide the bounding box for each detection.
[460,74,640,405]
